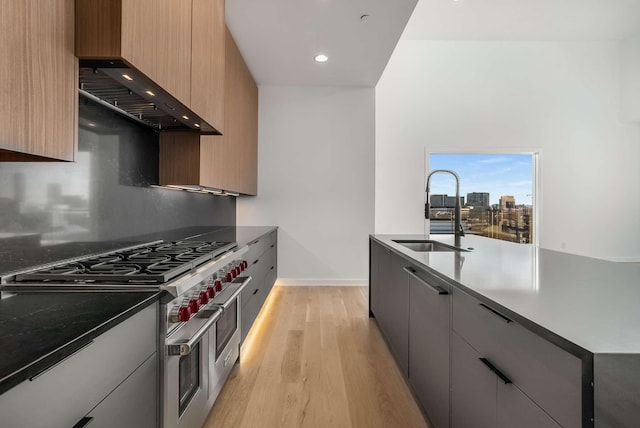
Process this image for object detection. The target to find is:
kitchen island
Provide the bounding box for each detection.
[370,234,640,428]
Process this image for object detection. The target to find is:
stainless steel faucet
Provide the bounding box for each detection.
[426,169,465,247]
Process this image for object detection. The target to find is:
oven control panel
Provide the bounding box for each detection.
[166,259,247,325]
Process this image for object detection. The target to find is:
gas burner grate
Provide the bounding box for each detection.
[14,240,237,285]
[85,263,142,276]
[35,263,86,275]
[127,254,173,265]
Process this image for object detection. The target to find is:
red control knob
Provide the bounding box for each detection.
[199,291,209,305]
[242,260,248,269]
[206,286,215,298]
[214,279,222,291]
[188,299,200,314]
[238,262,244,272]
[225,271,233,282]
[178,306,191,322]
[234,266,241,276]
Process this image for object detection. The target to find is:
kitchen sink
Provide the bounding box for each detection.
[392,240,470,252]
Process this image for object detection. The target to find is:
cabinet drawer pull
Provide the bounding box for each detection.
[72,416,93,428]
[253,288,259,295]
[479,358,512,384]
[403,267,449,295]
[270,244,274,248]
[249,239,260,246]
[270,266,274,270]
[253,259,259,265]
[478,303,512,323]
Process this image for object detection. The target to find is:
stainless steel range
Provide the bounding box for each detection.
[3,239,251,428]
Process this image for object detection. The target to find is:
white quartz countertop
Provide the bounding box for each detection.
[371,234,640,354]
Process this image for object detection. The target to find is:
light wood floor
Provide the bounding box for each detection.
[203,286,430,428]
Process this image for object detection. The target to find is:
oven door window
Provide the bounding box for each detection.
[216,300,238,360]
[178,342,200,416]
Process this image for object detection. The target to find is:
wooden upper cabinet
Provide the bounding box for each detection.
[159,27,258,195]
[154,0,192,107]
[0,0,78,161]
[191,0,225,132]
[217,27,258,194]
[77,0,192,106]
[76,0,224,127]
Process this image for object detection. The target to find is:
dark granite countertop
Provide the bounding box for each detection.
[0,291,160,395]
[371,234,640,355]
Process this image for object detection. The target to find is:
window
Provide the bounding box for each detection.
[427,153,536,244]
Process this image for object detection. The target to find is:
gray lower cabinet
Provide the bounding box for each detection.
[0,303,158,428]
[369,240,384,317]
[85,352,157,428]
[241,230,278,343]
[407,266,450,428]
[497,380,561,428]
[376,248,409,375]
[452,331,561,428]
[452,287,581,428]
[451,331,497,428]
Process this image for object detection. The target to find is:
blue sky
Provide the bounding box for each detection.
[429,154,533,206]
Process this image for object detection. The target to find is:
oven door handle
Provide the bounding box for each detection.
[167,309,222,356]
[222,276,252,310]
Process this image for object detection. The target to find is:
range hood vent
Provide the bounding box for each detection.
[79,60,220,135]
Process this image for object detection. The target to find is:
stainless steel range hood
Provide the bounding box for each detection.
[79,60,220,135]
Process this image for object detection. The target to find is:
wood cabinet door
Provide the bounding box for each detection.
[408,268,451,428]
[154,0,192,107]
[190,0,225,132]
[451,331,497,428]
[120,0,157,81]
[1,0,77,161]
[204,27,258,194]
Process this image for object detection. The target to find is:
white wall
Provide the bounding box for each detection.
[376,40,640,260]
[237,86,375,284]
[621,31,640,122]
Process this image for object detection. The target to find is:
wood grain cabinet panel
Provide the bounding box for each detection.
[77,0,224,129]
[191,0,225,133]
[160,27,259,195]
[0,0,77,161]
[154,0,192,107]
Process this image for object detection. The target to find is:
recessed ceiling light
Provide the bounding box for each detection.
[145,90,155,97]
[314,54,329,63]
[182,115,189,120]
[122,74,133,81]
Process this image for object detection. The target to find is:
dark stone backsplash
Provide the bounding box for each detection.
[0,96,235,274]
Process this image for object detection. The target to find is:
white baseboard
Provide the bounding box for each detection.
[275,278,368,287]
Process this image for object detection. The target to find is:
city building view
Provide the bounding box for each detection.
[429,192,533,244]
[428,154,535,245]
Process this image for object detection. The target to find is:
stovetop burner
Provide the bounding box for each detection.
[14,240,236,285]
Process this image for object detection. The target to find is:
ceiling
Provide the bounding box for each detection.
[226,0,640,87]
[225,0,418,87]
[402,0,640,41]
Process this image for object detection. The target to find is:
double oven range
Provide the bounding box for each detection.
[3,239,251,428]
